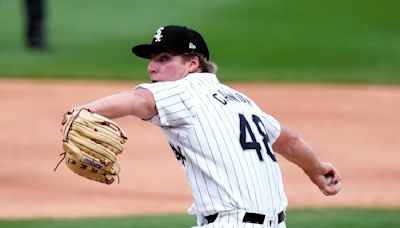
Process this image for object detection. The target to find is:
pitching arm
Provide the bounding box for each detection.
[272,125,341,196]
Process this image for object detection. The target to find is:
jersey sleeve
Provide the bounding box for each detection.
[262,114,281,145]
[137,82,195,127]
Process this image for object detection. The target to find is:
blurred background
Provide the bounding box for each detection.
[0,0,399,83]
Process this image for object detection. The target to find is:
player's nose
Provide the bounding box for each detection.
[147,60,157,75]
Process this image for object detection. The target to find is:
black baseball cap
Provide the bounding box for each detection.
[132,25,210,60]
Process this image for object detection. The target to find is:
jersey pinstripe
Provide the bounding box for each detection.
[138,73,288,218]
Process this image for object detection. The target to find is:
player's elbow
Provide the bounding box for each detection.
[130,89,157,120]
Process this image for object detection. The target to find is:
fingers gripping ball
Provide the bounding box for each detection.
[56,109,128,185]
[325,174,341,192]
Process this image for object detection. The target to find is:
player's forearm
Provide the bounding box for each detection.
[75,92,131,119]
[273,126,324,177]
[283,137,323,176]
[75,90,155,119]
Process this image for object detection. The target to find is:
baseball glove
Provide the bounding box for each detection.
[55,108,128,185]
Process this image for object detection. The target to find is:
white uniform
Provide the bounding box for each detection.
[139,73,288,228]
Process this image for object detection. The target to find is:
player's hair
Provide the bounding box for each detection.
[183,53,218,74]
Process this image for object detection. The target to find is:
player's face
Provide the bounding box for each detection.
[147,52,197,83]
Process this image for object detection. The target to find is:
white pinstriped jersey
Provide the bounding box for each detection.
[138,73,288,219]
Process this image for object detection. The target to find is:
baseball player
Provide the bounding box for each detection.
[73,25,341,227]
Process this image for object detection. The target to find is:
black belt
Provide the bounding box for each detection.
[205,211,285,224]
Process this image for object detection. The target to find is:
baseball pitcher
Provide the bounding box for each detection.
[58,25,341,228]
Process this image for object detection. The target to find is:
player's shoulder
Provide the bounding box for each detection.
[137,80,183,95]
[137,73,218,97]
[182,72,218,86]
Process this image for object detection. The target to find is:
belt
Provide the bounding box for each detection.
[205,211,286,224]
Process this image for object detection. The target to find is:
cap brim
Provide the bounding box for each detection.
[132,44,172,59]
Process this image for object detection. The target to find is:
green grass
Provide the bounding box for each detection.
[1,208,399,228]
[286,208,400,228]
[0,0,399,83]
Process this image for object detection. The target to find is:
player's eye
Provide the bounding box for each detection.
[157,54,170,63]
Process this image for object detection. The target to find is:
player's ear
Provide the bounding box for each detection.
[188,55,200,73]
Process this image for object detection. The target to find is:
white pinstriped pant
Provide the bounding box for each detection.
[193,210,287,228]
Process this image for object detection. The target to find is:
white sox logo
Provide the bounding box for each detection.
[170,143,186,166]
[153,27,164,42]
